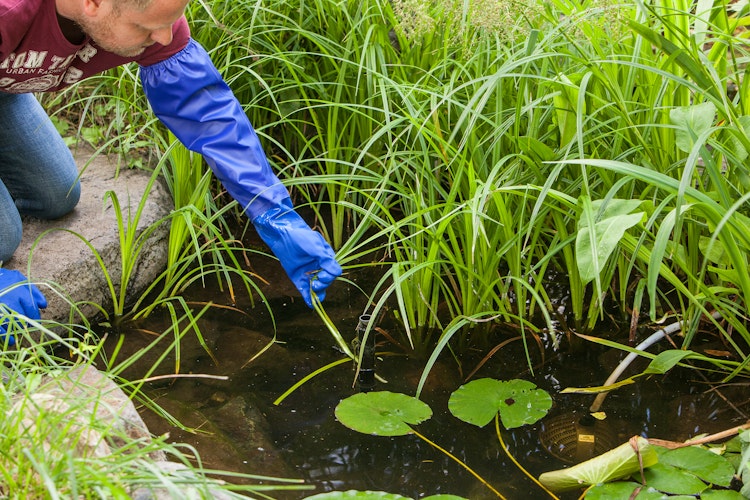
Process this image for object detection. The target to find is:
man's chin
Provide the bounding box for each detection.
[94,42,147,58]
[113,47,147,57]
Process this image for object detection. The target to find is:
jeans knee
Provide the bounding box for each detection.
[49,179,81,219]
[0,222,21,263]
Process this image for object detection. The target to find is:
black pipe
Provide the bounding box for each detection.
[356,314,375,392]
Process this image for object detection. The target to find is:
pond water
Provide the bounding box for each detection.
[104,258,750,499]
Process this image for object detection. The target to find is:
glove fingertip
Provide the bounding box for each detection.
[34,287,48,310]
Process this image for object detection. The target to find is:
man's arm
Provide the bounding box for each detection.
[139,39,341,306]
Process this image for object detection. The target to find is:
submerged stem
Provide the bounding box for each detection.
[494,415,559,499]
[409,427,506,499]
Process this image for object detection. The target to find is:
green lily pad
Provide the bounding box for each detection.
[303,491,412,499]
[641,462,707,495]
[334,392,432,436]
[701,490,747,499]
[448,378,552,429]
[585,481,665,499]
[658,446,734,487]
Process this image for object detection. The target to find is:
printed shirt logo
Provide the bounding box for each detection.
[0,44,97,93]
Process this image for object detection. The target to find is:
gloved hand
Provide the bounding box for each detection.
[253,199,342,307]
[141,39,343,306]
[0,269,47,345]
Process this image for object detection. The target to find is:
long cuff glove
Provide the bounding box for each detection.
[140,38,289,220]
[253,199,342,307]
[0,269,47,345]
[141,39,341,304]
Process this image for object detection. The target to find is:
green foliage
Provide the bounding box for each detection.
[334,379,551,498]
[448,378,552,429]
[538,437,659,492]
[41,0,750,377]
[541,430,750,497]
[334,391,432,436]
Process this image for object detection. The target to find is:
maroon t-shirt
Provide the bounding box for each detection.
[0,0,189,93]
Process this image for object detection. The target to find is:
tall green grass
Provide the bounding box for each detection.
[41,0,750,377]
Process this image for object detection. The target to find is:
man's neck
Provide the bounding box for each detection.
[55,0,86,45]
[56,12,86,44]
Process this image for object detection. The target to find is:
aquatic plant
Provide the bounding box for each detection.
[334,378,553,499]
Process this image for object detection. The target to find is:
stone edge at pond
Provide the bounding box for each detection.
[4,145,171,323]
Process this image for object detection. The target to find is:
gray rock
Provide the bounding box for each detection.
[4,145,171,324]
[8,364,165,462]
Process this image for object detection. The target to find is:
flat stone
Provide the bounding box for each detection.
[4,146,171,324]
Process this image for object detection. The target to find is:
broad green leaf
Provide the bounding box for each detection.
[701,490,747,499]
[517,135,555,162]
[579,199,644,229]
[669,102,716,153]
[304,491,412,499]
[334,392,432,436]
[642,462,707,495]
[576,212,644,285]
[585,482,665,499]
[552,73,583,147]
[448,378,552,429]
[699,236,732,266]
[736,429,750,498]
[721,115,750,162]
[659,446,734,487]
[642,350,696,376]
[538,436,658,492]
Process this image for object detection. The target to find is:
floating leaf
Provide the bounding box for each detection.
[585,481,665,499]
[701,490,747,499]
[538,436,658,492]
[335,392,432,436]
[303,491,411,499]
[448,378,552,429]
[659,446,734,487]
[642,462,708,495]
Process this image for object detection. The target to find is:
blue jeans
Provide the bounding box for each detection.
[0,93,81,263]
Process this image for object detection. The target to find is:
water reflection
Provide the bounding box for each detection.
[106,274,749,499]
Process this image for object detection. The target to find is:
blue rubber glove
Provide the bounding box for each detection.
[140,38,289,220]
[141,38,342,305]
[0,269,47,345]
[253,199,342,307]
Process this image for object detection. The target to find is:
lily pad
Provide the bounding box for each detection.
[334,392,432,436]
[448,378,552,429]
[642,462,708,495]
[585,481,665,499]
[658,445,734,487]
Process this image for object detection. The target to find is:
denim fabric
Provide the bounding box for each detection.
[0,92,80,262]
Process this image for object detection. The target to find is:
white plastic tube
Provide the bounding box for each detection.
[588,321,683,413]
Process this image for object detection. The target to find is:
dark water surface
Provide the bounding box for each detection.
[105,267,749,499]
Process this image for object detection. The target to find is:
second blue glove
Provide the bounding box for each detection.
[253,199,342,307]
[0,269,48,345]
